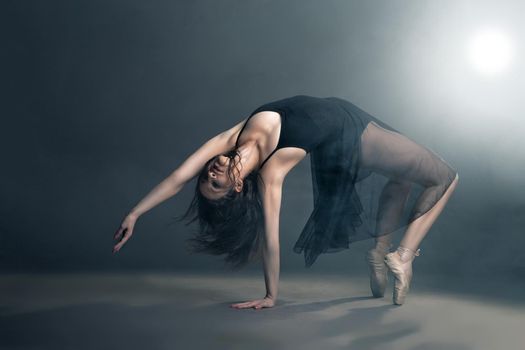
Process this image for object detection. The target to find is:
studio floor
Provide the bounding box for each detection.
[1,272,524,350]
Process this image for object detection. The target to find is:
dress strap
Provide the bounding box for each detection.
[259,148,278,170]
[235,113,256,149]
[236,106,281,170]
[256,108,283,170]
[236,115,278,170]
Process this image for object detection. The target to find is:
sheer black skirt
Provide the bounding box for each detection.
[293,98,458,268]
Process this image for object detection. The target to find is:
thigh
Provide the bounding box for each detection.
[358,121,446,187]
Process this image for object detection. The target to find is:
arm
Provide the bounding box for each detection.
[128,118,247,218]
[260,179,283,301]
[230,174,284,309]
[113,118,247,253]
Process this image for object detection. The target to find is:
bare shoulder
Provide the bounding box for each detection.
[257,149,306,191]
[220,111,275,148]
[241,111,281,135]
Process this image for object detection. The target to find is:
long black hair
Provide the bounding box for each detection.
[175,149,266,270]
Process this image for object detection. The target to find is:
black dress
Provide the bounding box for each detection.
[238,95,458,268]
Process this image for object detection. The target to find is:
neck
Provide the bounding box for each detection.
[235,140,261,178]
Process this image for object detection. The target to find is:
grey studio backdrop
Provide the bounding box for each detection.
[1,0,524,288]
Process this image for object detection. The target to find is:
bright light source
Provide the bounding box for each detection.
[467,28,514,76]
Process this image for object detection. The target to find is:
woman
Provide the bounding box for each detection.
[113,95,459,308]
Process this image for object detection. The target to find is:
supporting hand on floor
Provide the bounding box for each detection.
[230,296,276,310]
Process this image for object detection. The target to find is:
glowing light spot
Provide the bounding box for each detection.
[467,28,514,76]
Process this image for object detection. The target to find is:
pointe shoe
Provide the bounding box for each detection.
[365,243,392,298]
[384,246,420,305]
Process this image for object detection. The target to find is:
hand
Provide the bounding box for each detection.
[230,296,276,310]
[113,213,138,254]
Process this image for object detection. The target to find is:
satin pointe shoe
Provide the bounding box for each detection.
[365,242,392,298]
[384,246,421,305]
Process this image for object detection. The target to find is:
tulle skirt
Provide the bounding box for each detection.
[293,97,458,267]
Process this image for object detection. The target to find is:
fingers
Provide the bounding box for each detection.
[113,215,138,254]
[114,226,124,240]
[113,228,132,253]
[230,300,272,310]
[230,301,254,308]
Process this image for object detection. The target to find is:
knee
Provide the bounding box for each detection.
[423,168,458,189]
[445,170,459,187]
[448,171,459,191]
[431,170,459,190]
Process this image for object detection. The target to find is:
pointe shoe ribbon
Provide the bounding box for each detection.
[384,246,421,305]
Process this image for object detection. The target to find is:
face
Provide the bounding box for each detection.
[199,154,241,200]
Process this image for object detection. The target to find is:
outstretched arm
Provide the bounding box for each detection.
[113,118,246,253]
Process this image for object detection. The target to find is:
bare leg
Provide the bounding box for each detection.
[385,174,459,305]
[366,178,412,297]
[359,121,460,304]
[374,178,412,247]
[359,121,459,250]
[399,172,459,251]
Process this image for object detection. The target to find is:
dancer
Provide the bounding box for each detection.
[113,95,459,308]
